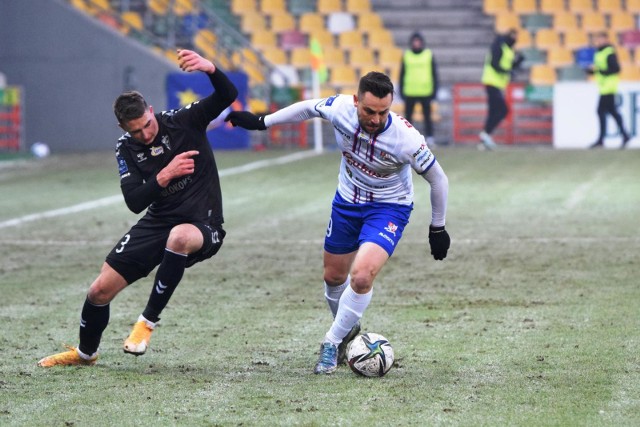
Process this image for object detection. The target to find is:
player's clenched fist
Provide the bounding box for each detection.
[157,150,199,187]
[428,225,450,260]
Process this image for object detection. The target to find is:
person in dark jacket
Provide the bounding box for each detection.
[399,32,439,147]
[38,49,238,367]
[587,32,630,149]
[479,29,523,150]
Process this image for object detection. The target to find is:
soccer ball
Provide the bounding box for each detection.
[347,332,394,377]
[30,142,50,158]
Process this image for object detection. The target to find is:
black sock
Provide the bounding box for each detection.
[78,297,110,356]
[142,249,188,323]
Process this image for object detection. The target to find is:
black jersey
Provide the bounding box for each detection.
[115,69,237,226]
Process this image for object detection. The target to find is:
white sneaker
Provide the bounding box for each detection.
[479,131,497,150]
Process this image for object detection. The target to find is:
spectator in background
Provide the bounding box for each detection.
[399,32,439,148]
[479,29,523,150]
[587,32,630,149]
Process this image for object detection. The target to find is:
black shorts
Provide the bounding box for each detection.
[105,216,225,284]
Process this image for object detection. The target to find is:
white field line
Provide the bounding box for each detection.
[562,169,604,211]
[0,150,320,230]
[2,236,639,247]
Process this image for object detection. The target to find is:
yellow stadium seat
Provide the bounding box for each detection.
[356,12,384,30]
[290,47,312,67]
[529,64,556,85]
[231,0,256,14]
[269,12,296,32]
[511,0,537,14]
[615,47,631,64]
[308,29,335,47]
[610,12,636,33]
[377,46,403,68]
[323,46,346,64]
[148,0,169,15]
[299,13,325,32]
[88,0,111,11]
[121,11,144,31]
[173,0,195,16]
[367,29,395,47]
[534,28,561,50]
[553,11,579,32]
[317,0,343,14]
[193,29,217,52]
[241,12,268,34]
[580,11,606,32]
[260,0,286,14]
[568,0,593,13]
[627,0,640,12]
[250,30,277,49]
[483,0,509,15]
[261,46,288,64]
[345,0,371,13]
[547,46,575,67]
[635,47,640,66]
[329,65,358,86]
[338,30,365,50]
[516,29,532,48]
[540,0,566,14]
[596,0,623,13]
[563,28,589,49]
[619,64,640,81]
[348,48,375,68]
[165,49,181,66]
[494,12,521,33]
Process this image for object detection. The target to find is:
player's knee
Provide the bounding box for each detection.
[324,270,349,287]
[87,282,116,305]
[350,272,374,294]
[166,226,193,253]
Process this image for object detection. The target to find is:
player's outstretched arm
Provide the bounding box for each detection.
[177,49,215,74]
[422,160,450,260]
[225,111,267,130]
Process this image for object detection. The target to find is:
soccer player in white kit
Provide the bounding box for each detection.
[226,72,449,374]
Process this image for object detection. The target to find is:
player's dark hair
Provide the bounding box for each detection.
[358,72,394,100]
[113,91,148,124]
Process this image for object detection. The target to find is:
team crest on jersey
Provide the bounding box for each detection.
[150,146,164,156]
[137,152,147,162]
[384,222,398,236]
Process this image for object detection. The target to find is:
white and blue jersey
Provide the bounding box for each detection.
[314,94,436,205]
[264,94,446,256]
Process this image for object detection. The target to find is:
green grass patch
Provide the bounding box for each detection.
[1,147,639,426]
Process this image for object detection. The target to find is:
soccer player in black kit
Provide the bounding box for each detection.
[38,49,238,367]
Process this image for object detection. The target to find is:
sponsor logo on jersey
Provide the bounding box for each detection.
[118,157,129,175]
[150,146,164,156]
[137,152,147,163]
[342,151,387,178]
[412,143,427,158]
[378,232,395,246]
[384,222,398,236]
[334,125,352,141]
[160,176,192,197]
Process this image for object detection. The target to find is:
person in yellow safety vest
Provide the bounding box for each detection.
[399,32,439,147]
[479,29,523,150]
[587,32,630,149]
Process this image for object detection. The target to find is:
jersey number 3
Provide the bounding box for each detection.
[115,234,131,253]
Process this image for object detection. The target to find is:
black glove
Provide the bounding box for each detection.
[428,225,450,261]
[224,111,267,130]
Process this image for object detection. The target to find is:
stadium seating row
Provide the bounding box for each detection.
[485,0,640,85]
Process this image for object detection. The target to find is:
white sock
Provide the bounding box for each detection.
[138,314,156,329]
[324,276,350,318]
[325,286,372,346]
[76,347,96,360]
